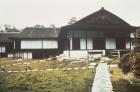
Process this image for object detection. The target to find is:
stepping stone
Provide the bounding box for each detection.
[81,67,86,69]
[47,69,53,71]
[38,70,44,72]
[54,69,59,71]
[12,71,19,73]
[73,67,79,70]
[20,71,26,72]
[7,71,12,73]
[67,68,72,70]
[88,66,94,68]
[6,65,10,66]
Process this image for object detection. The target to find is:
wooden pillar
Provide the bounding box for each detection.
[70,37,73,50]
[70,31,74,50]
[86,32,87,50]
[27,51,28,59]
[130,38,132,50]
[13,40,16,59]
[23,52,24,60]
[14,40,15,49]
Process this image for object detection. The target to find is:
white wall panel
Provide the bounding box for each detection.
[22,52,32,59]
[8,53,14,58]
[43,40,58,49]
[31,40,42,49]
[28,52,32,59]
[1,47,5,53]
[23,52,28,59]
[106,38,116,49]
[21,40,42,49]
[87,38,93,49]
[80,38,86,49]
[21,40,32,49]
[106,39,110,49]
[126,40,130,49]
[21,40,58,49]
[111,39,116,49]
[63,50,88,58]
[130,33,134,38]
[0,46,5,53]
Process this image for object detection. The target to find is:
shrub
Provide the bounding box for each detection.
[119,52,140,79]
[131,53,140,79]
[119,53,132,74]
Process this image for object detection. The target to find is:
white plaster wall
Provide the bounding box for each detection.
[0,46,6,53]
[130,33,134,38]
[106,38,116,49]
[22,52,32,59]
[8,53,14,58]
[21,40,42,49]
[126,40,130,49]
[21,40,58,49]
[88,50,105,58]
[43,40,58,49]
[63,50,88,58]
[28,52,32,59]
[31,40,42,49]
[63,50,69,57]
[87,38,93,49]
[80,38,86,49]
[23,52,28,59]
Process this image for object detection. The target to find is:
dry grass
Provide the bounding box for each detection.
[110,67,140,92]
[0,69,94,92]
[110,67,123,81]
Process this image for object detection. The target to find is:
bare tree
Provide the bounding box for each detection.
[3,24,19,32]
[68,17,77,25]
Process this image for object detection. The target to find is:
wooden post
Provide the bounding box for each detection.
[118,50,120,58]
[85,32,87,50]
[130,38,132,50]
[69,37,72,50]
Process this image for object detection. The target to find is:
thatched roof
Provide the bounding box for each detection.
[10,27,61,39]
[0,32,19,42]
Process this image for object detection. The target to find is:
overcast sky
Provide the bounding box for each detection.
[0,0,140,29]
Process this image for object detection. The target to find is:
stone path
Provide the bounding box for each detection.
[91,63,113,92]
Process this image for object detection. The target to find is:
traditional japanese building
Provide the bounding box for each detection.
[10,27,61,59]
[60,7,136,58]
[0,32,19,58]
